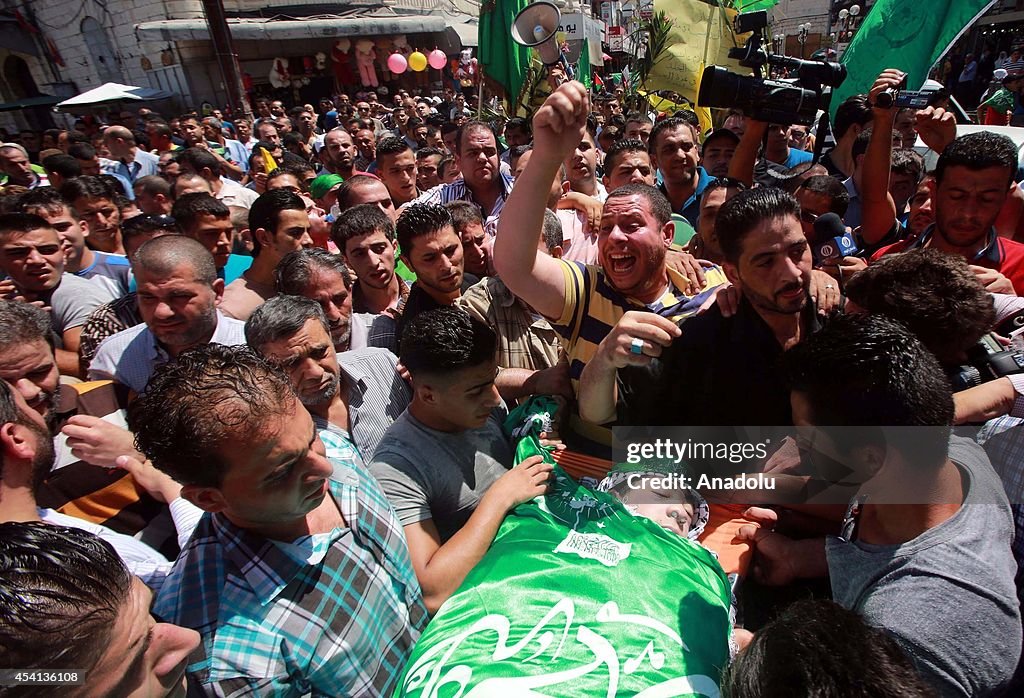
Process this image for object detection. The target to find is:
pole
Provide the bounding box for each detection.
[200,0,252,119]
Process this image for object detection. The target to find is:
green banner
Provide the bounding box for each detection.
[394,398,733,697]
[832,0,996,115]
[479,0,533,107]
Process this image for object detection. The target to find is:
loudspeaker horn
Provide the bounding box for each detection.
[511,1,563,66]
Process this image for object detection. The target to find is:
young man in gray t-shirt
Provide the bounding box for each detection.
[739,315,1021,698]
[0,214,113,378]
[370,307,553,613]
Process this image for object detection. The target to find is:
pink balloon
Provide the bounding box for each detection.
[387,52,408,74]
[428,49,448,70]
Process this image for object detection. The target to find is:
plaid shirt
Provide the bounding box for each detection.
[152,431,427,696]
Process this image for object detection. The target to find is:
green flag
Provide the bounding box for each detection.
[730,0,779,11]
[831,0,996,115]
[394,397,733,697]
[576,38,592,90]
[479,0,532,108]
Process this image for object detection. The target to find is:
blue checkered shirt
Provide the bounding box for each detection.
[152,431,427,696]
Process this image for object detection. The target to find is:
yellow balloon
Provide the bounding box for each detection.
[408,51,428,72]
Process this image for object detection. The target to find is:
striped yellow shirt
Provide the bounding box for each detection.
[550,260,727,454]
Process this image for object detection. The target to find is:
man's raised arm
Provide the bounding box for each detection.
[495,82,590,320]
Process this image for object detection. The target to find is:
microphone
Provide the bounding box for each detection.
[811,213,858,266]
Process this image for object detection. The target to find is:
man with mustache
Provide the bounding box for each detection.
[495,83,725,454]
[247,295,410,458]
[0,299,191,554]
[579,186,822,427]
[413,121,514,234]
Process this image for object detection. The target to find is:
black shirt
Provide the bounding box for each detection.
[395,273,479,351]
[617,295,826,427]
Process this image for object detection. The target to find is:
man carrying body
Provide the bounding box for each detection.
[220,189,312,320]
[369,307,552,612]
[742,314,1021,697]
[0,521,201,695]
[578,187,820,427]
[131,344,427,695]
[89,236,246,393]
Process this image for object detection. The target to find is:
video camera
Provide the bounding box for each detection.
[697,10,847,126]
[949,333,1024,392]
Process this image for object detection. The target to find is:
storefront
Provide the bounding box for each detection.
[136,12,474,105]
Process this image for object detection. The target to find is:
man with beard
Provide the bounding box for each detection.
[0,378,173,578]
[0,299,193,554]
[320,127,361,180]
[394,203,478,349]
[88,236,246,394]
[0,213,113,378]
[578,187,821,427]
[495,84,725,402]
[273,248,394,353]
[247,295,410,458]
[413,121,515,233]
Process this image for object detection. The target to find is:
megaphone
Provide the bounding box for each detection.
[512,1,563,66]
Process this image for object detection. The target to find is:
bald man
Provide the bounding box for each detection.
[102,126,159,182]
[88,236,246,393]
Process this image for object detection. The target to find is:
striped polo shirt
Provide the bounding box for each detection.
[551,260,727,456]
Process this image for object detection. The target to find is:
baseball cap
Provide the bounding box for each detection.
[309,173,345,200]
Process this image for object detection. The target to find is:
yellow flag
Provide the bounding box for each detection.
[644,0,747,119]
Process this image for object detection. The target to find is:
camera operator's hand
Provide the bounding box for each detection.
[969,265,1017,295]
[915,106,957,155]
[532,82,590,168]
[868,69,906,114]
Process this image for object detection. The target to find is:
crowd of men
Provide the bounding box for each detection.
[1,64,1024,696]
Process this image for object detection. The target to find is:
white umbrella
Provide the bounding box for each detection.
[57,82,174,108]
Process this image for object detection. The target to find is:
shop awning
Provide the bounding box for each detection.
[448,21,478,48]
[0,94,60,112]
[135,15,446,42]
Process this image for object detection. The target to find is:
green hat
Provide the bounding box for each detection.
[309,174,344,200]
